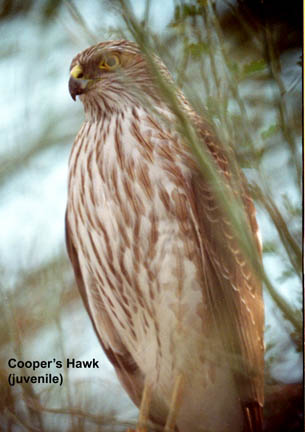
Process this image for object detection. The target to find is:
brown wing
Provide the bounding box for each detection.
[65,211,144,407]
[187,116,264,431]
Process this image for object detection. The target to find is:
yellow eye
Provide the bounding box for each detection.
[99,54,120,71]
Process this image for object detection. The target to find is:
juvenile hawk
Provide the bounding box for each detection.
[66,40,264,432]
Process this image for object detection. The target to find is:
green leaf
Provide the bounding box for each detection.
[261,124,279,140]
[187,42,209,58]
[243,59,267,76]
[182,4,198,18]
[262,241,277,254]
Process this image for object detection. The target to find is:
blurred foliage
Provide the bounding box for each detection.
[0,0,62,22]
[0,0,302,431]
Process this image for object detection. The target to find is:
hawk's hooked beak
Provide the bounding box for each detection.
[69,64,91,101]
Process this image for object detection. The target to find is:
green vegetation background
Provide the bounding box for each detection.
[0,1,302,431]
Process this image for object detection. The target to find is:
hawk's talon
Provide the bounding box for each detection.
[164,374,184,432]
[136,379,152,432]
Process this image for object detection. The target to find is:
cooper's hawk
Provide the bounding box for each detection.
[66,40,264,432]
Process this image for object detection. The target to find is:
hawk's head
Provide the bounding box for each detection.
[69,40,163,116]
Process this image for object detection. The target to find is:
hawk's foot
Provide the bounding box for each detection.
[136,378,152,432]
[164,374,184,432]
[130,374,184,432]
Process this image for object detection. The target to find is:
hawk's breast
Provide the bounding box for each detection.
[67,106,242,431]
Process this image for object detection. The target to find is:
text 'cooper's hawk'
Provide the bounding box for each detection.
[66,40,264,432]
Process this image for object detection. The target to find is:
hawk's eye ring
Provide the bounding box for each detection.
[99,54,120,71]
